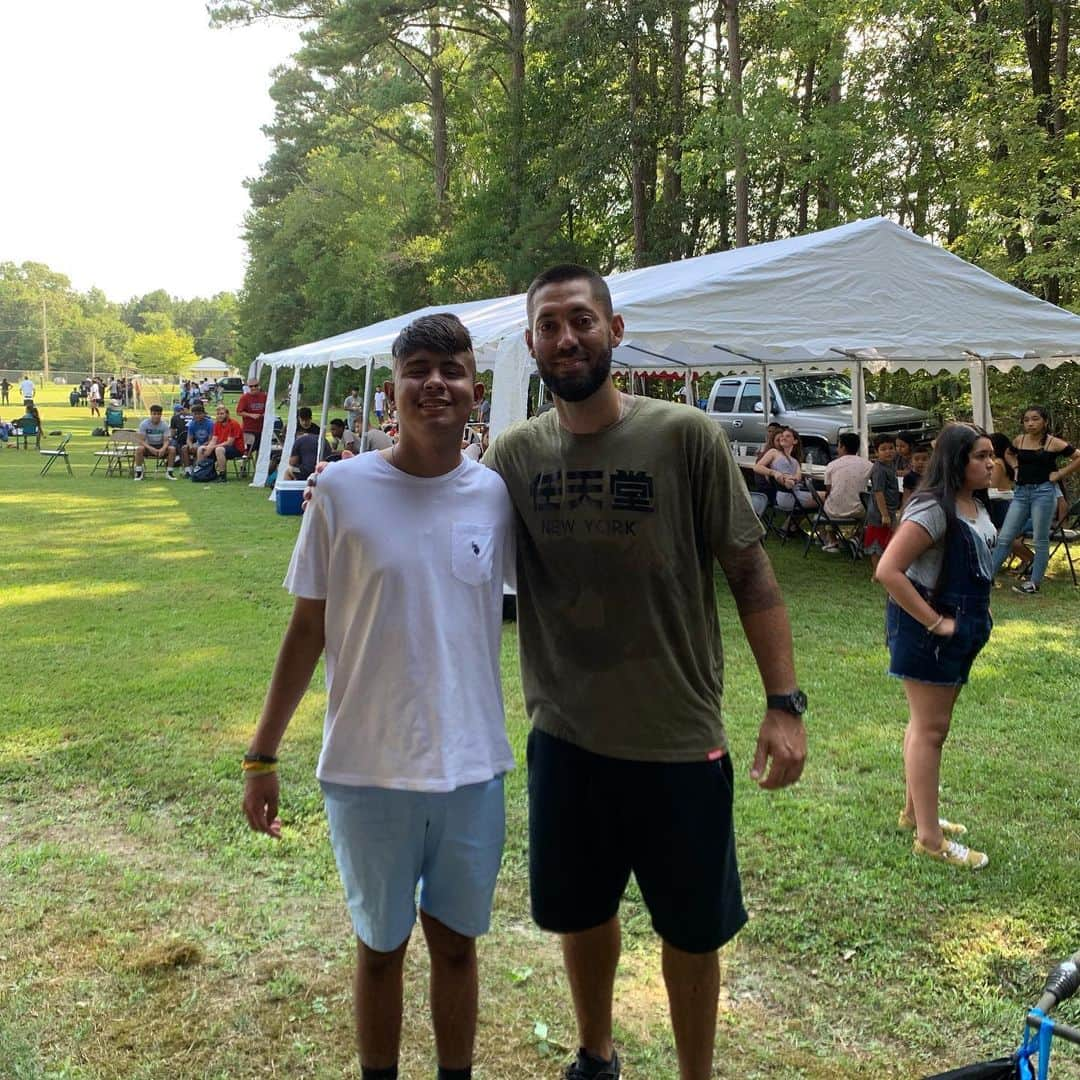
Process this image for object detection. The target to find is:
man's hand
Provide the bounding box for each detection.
[243,773,282,838]
[750,710,806,789]
[301,458,342,512]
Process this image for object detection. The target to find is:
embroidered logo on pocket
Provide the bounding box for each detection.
[451,522,495,586]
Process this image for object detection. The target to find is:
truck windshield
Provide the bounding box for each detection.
[777,374,853,409]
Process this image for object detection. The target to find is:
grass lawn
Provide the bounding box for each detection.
[2,387,1078,1079]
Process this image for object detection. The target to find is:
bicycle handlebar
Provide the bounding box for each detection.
[1034,953,1080,1015]
[1024,951,1080,1048]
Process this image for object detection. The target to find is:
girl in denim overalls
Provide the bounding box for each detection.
[876,425,997,870]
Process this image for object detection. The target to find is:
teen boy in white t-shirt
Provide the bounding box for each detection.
[243,312,514,1080]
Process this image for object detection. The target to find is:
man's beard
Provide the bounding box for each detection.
[539,344,613,403]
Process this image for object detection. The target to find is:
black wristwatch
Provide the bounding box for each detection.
[766,689,807,717]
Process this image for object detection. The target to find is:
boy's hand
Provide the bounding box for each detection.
[243,773,282,839]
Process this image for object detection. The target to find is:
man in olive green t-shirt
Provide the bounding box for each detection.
[483,264,806,1080]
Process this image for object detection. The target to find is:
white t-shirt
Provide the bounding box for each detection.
[824,454,872,517]
[20,379,34,399]
[284,452,516,792]
[902,498,997,590]
[374,390,386,412]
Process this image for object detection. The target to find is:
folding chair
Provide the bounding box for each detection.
[801,486,864,561]
[39,433,74,476]
[231,433,255,479]
[749,491,772,545]
[17,417,40,450]
[91,429,139,477]
[1047,498,1080,586]
[771,486,816,546]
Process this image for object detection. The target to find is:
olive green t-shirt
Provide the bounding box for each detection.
[484,396,763,762]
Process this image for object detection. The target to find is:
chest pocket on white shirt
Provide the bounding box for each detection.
[451,522,495,586]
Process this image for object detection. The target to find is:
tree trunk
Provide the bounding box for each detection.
[628,6,649,266]
[428,16,450,219]
[506,0,526,240]
[797,56,815,232]
[724,0,748,247]
[662,0,689,260]
[1054,0,1069,134]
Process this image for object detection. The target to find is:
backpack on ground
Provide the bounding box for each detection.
[190,459,217,482]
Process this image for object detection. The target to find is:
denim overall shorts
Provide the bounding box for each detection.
[886,516,994,686]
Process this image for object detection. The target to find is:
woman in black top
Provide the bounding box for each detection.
[989,405,1080,594]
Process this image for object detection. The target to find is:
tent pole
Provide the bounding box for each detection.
[317,362,334,463]
[964,351,994,432]
[272,367,303,500]
[759,361,770,426]
[628,366,635,395]
[360,357,373,448]
[684,369,693,406]
[251,362,278,487]
[828,348,871,458]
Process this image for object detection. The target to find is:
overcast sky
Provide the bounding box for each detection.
[0,1,302,301]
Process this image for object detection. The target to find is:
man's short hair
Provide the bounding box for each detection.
[391,312,474,369]
[150,405,163,414]
[837,432,860,455]
[297,406,313,420]
[329,417,345,429]
[526,264,613,321]
[192,404,205,414]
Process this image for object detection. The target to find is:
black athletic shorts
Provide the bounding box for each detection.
[527,728,747,955]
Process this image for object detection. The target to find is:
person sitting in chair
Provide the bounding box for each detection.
[186,403,216,475]
[134,404,177,480]
[206,405,246,483]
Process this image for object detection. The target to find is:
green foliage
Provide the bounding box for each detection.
[213,0,1080,366]
[129,326,199,377]
[0,262,133,373]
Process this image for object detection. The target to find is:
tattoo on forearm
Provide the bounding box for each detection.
[719,543,784,615]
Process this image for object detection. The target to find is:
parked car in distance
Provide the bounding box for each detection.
[217,376,245,393]
[705,371,937,463]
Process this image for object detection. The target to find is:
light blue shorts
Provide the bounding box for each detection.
[321,776,505,953]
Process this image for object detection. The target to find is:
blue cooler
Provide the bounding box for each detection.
[275,479,307,515]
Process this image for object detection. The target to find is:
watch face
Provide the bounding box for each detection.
[791,690,808,714]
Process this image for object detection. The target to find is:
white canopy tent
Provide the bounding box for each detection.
[252,217,1080,490]
[189,356,231,374]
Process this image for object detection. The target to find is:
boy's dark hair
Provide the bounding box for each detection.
[297,406,312,420]
[526,264,613,321]
[329,417,345,428]
[837,432,860,454]
[913,441,933,456]
[895,430,917,448]
[149,404,162,414]
[392,312,474,367]
[192,404,205,413]
[874,433,896,450]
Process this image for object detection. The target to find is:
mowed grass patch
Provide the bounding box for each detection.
[2,385,1079,1078]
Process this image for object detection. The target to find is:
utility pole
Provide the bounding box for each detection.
[41,296,50,381]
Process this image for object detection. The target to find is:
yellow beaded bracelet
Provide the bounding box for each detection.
[242,759,278,775]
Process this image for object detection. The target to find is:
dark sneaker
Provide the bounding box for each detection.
[1012,580,1039,595]
[564,1049,620,1080]
[215,473,227,483]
